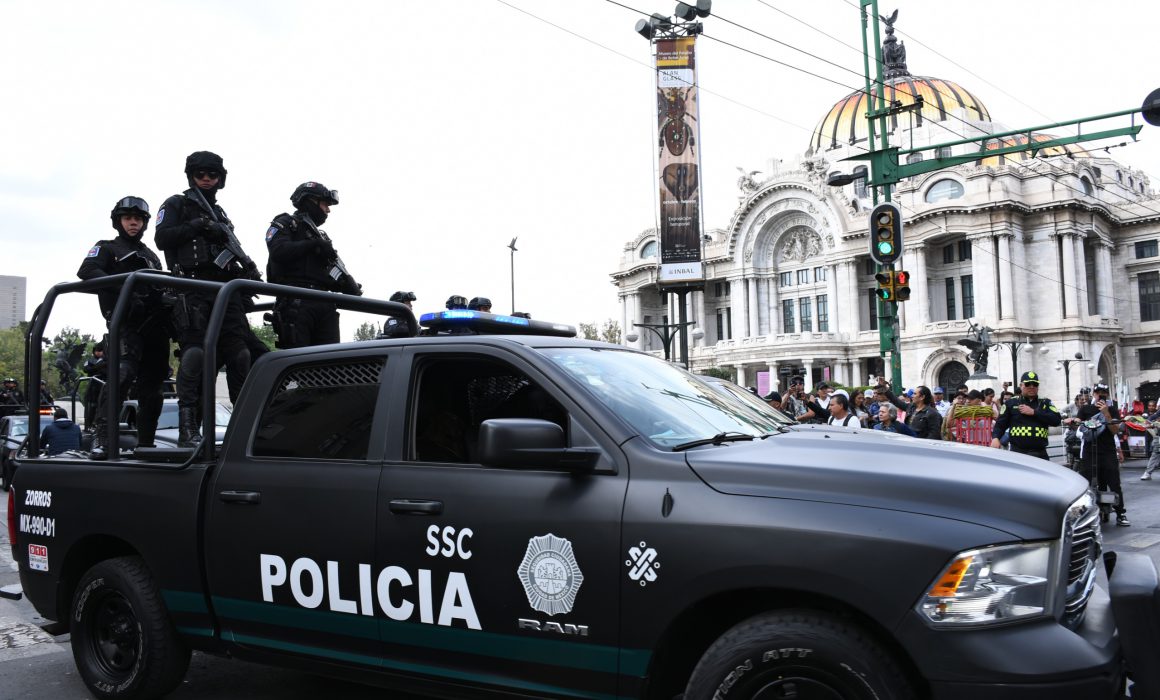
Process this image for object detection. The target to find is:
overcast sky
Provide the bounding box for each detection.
[3,0,1158,341]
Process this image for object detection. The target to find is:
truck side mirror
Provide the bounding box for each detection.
[477,418,599,471]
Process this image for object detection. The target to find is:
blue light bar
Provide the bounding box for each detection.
[418,310,574,337]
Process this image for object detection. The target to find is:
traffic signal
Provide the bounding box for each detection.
[875,271,895,302]
[894,270,911,302]
[869,202,903,265]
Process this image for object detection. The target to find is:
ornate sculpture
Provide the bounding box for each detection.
[957,319,995,377]
[735,167,762,194]
[880,9,908,78]
[778,230,823,263]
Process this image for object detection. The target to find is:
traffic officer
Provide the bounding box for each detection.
[266,181,362,349]
[77,196,172,458]
[990,370,1061,459]
[1076,382,1129,526]
[378,291,416,339]
[155,151,260,447]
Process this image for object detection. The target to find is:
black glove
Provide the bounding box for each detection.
[243,261,263,281]
[315,239,335,258]
[204,222,231,242]
[188,217,207,231]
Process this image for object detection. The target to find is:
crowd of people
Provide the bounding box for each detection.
[754,371,1152,527]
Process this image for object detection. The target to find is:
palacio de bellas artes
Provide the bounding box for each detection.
[612,18,1160,405]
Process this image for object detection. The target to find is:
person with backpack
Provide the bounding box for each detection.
[827,392,858,427]
[1076,383,1128,526]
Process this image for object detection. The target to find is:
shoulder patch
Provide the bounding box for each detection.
[266,226,280,242]
[156,208,166,225]
[87,245,101,258]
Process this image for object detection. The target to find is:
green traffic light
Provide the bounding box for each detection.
[877,241,894,254]
[876,289,893,300]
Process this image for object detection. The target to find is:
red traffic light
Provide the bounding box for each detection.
[894,270,911,302]
[895,271,910,285]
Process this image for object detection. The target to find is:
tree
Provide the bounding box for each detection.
[250,324,277,351]
[353,322,380,341]
[700,366,735,381]
[578,322,599,341]
[600,320,622,345]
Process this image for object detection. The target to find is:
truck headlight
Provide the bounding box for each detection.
[918,542,1055,626]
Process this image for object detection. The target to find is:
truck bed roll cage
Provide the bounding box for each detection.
[25,270,417,462]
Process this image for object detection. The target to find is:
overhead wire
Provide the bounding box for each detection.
[506,0,1146,306]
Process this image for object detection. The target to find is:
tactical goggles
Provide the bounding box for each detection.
[193,170,222,180]
[114,196,150,213]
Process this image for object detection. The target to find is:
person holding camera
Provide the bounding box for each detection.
[266,181,362,349]
[1074,383,1128,525]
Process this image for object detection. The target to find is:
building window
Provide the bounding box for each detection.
[1141,272,1160,322]
[958,240,973,261]
[962,275,975,318]
[716,309,727,341]
[816,295,829,332]
[640,241,658,259]
[945,278,957,320]
[936,146,952,159]
[853,166,868,198]
[799,298,812,332]
[906,153,923,164]
[1136,240,1158,259]
[1140,348,1160,370]
[942,244,954,265]
[814,266,827,282]
[797,269,811,285]
[1079,177,1093,197]
[779,271,793,288]
[782,299,795,333]
[867,289,879,331]
[925,178,965,203]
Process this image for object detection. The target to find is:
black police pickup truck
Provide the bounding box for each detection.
[7,272,1160,700]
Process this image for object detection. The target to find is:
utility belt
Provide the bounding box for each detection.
[275,278,337,293]
[172,263,234,282]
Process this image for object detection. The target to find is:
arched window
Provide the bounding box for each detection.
[853,166,868,198]
[640,241,657,259]
[924,178,965,203]
[1079,177,1093,197]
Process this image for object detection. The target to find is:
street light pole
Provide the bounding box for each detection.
[1056,352,1092,400]
[507,237,518,314]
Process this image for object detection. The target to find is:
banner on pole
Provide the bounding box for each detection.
[655,37,703,284]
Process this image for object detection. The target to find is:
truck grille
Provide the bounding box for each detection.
[1062,492,1101,629]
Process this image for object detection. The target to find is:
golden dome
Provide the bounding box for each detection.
[811,76,991,153]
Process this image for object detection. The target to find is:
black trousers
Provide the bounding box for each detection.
[1010,445,1050,461]
[174,291,251,408]
[1078,448,1126,515]
[94,324,170,445]
[276,298,340,349]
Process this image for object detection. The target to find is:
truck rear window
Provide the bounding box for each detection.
[252,359,385,460]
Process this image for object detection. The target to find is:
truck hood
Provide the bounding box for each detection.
[685,424,1088,540]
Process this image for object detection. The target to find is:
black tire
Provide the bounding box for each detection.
[684,610,915,700]
[70,556,191,700]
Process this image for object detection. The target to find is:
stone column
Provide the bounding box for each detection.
[627,292,643,349]
[971,236,998,322]
[802,360,814,392]
[1072,235,1089,318]
[825,264,839,333]
[735,364,747,388]
[1060,233,1079,319]
[768,277,780,335]
[845,260,861,334]
[748,277,760,338]
[907,245,929,328]
[1096,244,1114,317]
[730,279,746,339]
[695,290,707,347]
[997,234,1015,320]
[619,294,629,346]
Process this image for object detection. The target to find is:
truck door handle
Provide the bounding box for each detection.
[389,499,443,515]
[219,490,261,504]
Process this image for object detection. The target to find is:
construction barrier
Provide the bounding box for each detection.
[948,416,994,446]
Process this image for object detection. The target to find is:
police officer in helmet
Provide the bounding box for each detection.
[77,196,172,458]
[990,370,1061,459]
[266,181,362,349]
[155,151,260,447]
[446,295,467,310]
[377,291,416,339]
[467,297,492,313]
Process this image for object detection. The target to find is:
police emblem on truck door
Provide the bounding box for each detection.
[517,534,584,616]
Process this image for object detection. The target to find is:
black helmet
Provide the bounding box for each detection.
[110,196,151,235]
[291,182,339,207]
[467,296,492,311]
[184,151,227,188]
[445,295,468,310]
[390,291,416,303]
[3,377,15,384]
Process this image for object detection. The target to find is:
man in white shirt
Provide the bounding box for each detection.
[933,386,952,418]
[828,392,858,427]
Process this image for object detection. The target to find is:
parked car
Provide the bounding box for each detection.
[119,398,231,448]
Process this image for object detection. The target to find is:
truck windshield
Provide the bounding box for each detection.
[542,348,787,449]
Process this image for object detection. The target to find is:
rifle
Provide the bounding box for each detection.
[188,186,261,279]
[297,214,362,296]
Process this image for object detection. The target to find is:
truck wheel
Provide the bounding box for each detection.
[684,610,915,700]
[70,557,190,700]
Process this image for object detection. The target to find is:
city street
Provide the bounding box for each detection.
[4,454,1160,699]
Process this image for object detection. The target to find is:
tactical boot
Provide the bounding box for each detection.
[177,407,202,448]
[89,422,108,461]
